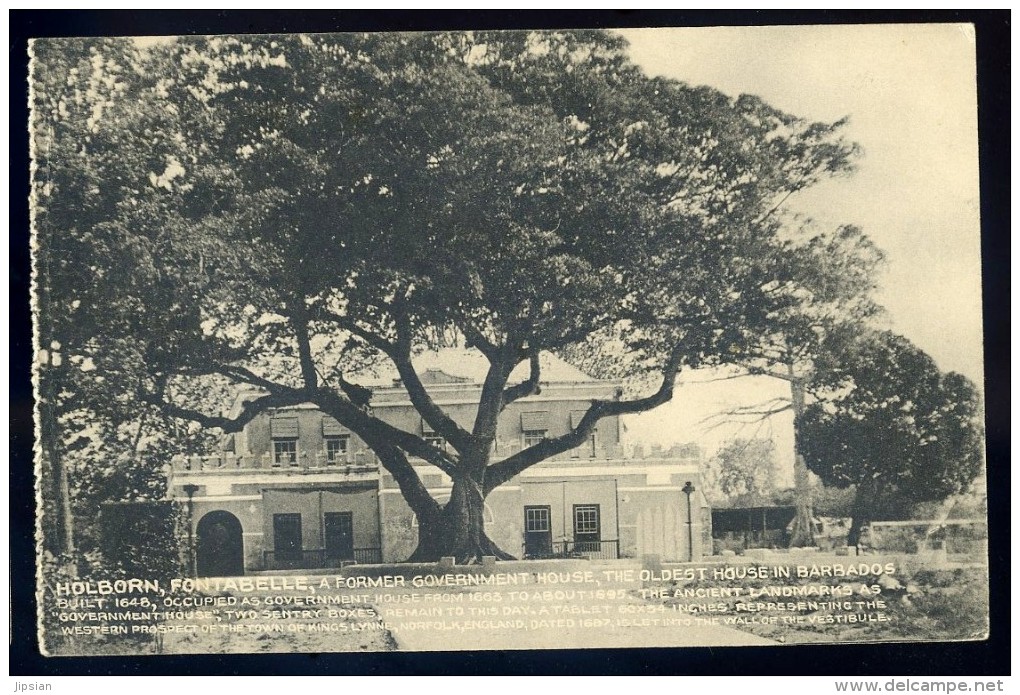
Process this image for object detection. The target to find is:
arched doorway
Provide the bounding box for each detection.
[196,510,244,577]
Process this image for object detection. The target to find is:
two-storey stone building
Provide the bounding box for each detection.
[168,351,709,576]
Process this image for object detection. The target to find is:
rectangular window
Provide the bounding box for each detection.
[525,506,551,533]
[273,438,298,466]
[522,430,546,448]
[325,435,350,464]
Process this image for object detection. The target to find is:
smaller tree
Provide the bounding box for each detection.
[799,332,984,546]
[703,438,779,507]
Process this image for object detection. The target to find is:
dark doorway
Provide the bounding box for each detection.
[196,511,244,577]
[273,513,303,566]
[324,511,354,562]
[524,505,552,557]
[573,504,601,552]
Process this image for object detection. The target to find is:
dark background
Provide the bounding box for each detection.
[9,9,1010,676]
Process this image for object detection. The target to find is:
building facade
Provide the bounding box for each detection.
[168,351,709,576]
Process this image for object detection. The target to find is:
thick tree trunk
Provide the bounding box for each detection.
[408,475,514,563]
[846,486,870,548]
[847,513,866,548]
[36,258,76,561]
[40,369,75,560]
[788,373,815,547]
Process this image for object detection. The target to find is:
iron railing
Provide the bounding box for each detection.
[262,547,383,570]
[523,539,620,560]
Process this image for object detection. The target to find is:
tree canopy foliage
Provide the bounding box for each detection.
[799,331,984,545]
[33,31,870,560]
[703,438,779,508]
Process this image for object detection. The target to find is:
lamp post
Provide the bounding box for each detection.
[182,484,200,577]
[682,481,696,562]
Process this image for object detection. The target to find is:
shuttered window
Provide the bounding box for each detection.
[520,411,548,431]
[270,416,299,438]
[322,417,349,436]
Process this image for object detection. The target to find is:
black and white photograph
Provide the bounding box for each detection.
[26,18,996,663]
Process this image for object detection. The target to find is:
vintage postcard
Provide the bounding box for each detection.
[31,24,989,656]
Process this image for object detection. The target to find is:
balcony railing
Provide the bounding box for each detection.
[262,547,383,570]
[523,539,620,560]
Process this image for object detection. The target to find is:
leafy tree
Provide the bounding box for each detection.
[799,331,984,546]
[702,438,778,507]
[33,31,865,562]
[31,36,149,559]
[706,223,886,545]
[31,37,221,568]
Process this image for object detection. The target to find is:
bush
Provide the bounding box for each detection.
[99,500,185,582]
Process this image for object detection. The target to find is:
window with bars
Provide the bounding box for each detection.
[325,435,350,464]
[273,438,298,466]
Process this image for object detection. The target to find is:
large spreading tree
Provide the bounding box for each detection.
[799,331,984,546]
[33,31,868,562]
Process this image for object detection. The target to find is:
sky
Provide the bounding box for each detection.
[616,25,983,478]
[129,26,985,481]
[132,26,983,385]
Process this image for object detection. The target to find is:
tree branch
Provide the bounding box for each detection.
[470,346,516,444]
[391,314,474,453]
[312,306,395,354]
[728,407,792,417]
[214,364,292,394]
[313,389,461,478]
[289,302,318,391]
[502,349,541,408]
[140,389,307,434]
[701,397,793,421]
[372,443,443,522]
[484,346,684,493]
[700,404,792,432]
[752,184,803,226]
[731,358,792,382]
[691,369,755,383]
[153,361,462,477]
[459,318,499,361]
